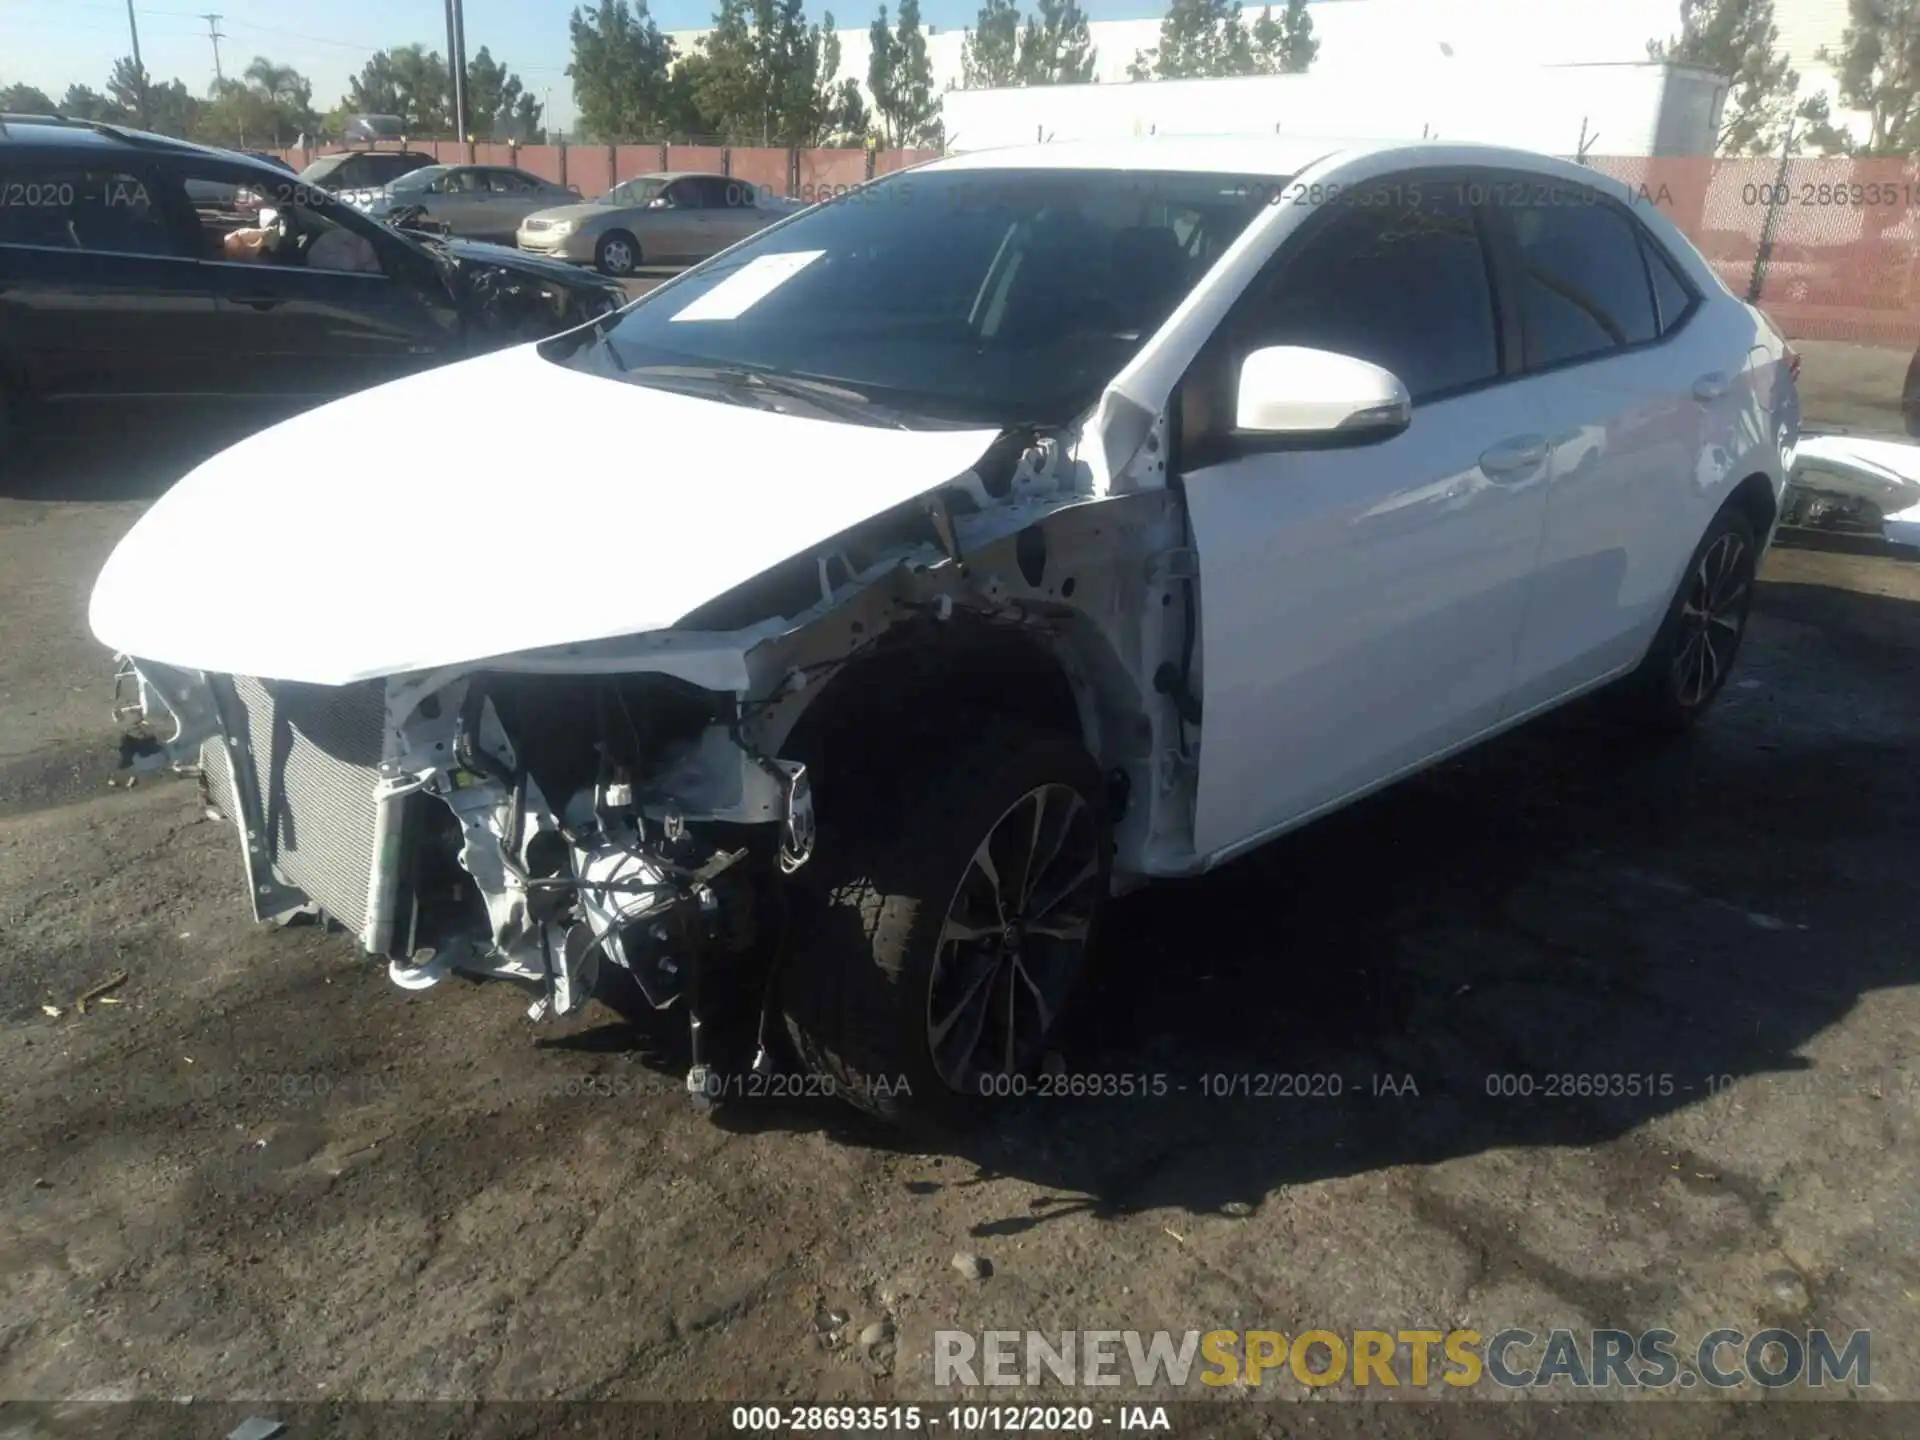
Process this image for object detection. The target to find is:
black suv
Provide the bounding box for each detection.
[0,116,626,451]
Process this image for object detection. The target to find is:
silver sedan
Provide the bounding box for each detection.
[351,164,581,244]
[516,172,798,276]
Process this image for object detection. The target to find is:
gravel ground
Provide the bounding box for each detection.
[1,356,1918,1436]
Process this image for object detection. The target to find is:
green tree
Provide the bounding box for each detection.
[694,0,827,144]
[962,0,1021,88]
[869,0,940,146]
[1130,0,1256,80]
[1817,0,1920,154]
[0,82,58,113]
[809,14,870,143]
[466,46,533,137]
[1648,0,1803,154]
[1015,0,1097,83]
[1250,0,1316,73]
[59,84,122,121]
[199,57,317,147]
[344,45,451,132]
[567,0,680,139]
[108,58,203,135]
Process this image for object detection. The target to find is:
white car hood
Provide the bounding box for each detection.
[90,342,1000,685]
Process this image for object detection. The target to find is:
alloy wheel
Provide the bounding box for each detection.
[599,238,635,275]
[1672,530,1751,708]
[926,783,1100,1091]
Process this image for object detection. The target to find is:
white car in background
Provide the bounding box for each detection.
[1787,432,1920,547]
[93,137,1797,1131]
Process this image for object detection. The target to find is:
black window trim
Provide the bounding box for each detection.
[1479,166,1686,378]
[1176,164,1521,468]
[1639,225,1703,338]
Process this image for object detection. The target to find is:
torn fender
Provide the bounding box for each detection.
[88,341,1001,686]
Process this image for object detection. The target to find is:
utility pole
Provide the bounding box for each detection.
[124,0,148,124]
[200,13,226,86]
[444,0,469,141]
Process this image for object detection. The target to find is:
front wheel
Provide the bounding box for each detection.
[1616,505,1759,730]
[780,719,1110,1130]
[595,230,640,277]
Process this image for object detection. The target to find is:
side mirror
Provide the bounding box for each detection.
[647,195,671,209]
[1235,345,1412,442]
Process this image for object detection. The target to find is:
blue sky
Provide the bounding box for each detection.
[0,0,1178,129]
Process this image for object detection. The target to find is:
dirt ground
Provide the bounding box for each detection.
[2,350,1919,1436]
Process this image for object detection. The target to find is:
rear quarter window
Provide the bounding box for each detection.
[0,167,173,254]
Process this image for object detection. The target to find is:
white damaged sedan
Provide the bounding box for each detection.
[93,138,1797,1129]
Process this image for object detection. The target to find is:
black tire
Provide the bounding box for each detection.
[594,230,640,277]
[1903,346,1920,439]
[780,717,1110,1131]
[1615,504,1759,731]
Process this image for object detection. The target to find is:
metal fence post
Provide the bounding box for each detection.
[558,136,567,188]
[1748,116,1796,305]
[722,145,732,178]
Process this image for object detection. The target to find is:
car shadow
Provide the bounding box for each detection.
[0,399,305,503]
[685,573,1920,1224]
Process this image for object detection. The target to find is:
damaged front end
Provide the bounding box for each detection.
[104,373,1194,1111]
[116,660,814,1099]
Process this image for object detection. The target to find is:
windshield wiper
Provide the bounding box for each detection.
[624,364,915,429]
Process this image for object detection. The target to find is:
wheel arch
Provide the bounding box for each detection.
[1727,469,1779,540]
[772,613,1118,826]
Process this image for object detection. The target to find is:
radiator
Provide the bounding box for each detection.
[201,676,388,935]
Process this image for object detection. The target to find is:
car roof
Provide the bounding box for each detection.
[923,135,1606,185]
[629,171,720,183]
[0,114,304,176]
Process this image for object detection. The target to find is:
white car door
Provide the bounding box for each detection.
[1495,188,1749,711]
[1177,179,1553,860]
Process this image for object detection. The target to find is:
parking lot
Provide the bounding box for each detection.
[1,343,1917,1430]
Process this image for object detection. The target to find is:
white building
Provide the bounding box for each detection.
[667,0,1868,149]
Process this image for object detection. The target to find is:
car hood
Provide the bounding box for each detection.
[524,201,619,227]
[90,342,1001,686]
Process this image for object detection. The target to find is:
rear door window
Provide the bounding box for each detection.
[1508,197,1660,367]
[0,166,173,255]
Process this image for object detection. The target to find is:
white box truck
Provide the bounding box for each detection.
[942,61,1728,159]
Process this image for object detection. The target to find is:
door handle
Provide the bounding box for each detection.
[1693,371,1730,401]
[230,293,281,310]
[1478,434,1549,478]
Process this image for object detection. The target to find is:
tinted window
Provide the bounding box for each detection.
[1645,235,1696,333]
[0,166,173,254]
[367,154,427,183]
[554,167,1276,426]
[662,179,703,208]
[1241,187,1500,400]
[1511,200,1659,366]
[486,169,536,193]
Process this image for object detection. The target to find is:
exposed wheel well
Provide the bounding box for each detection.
[778,619,1087,824]
[1728,471,1778,537]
